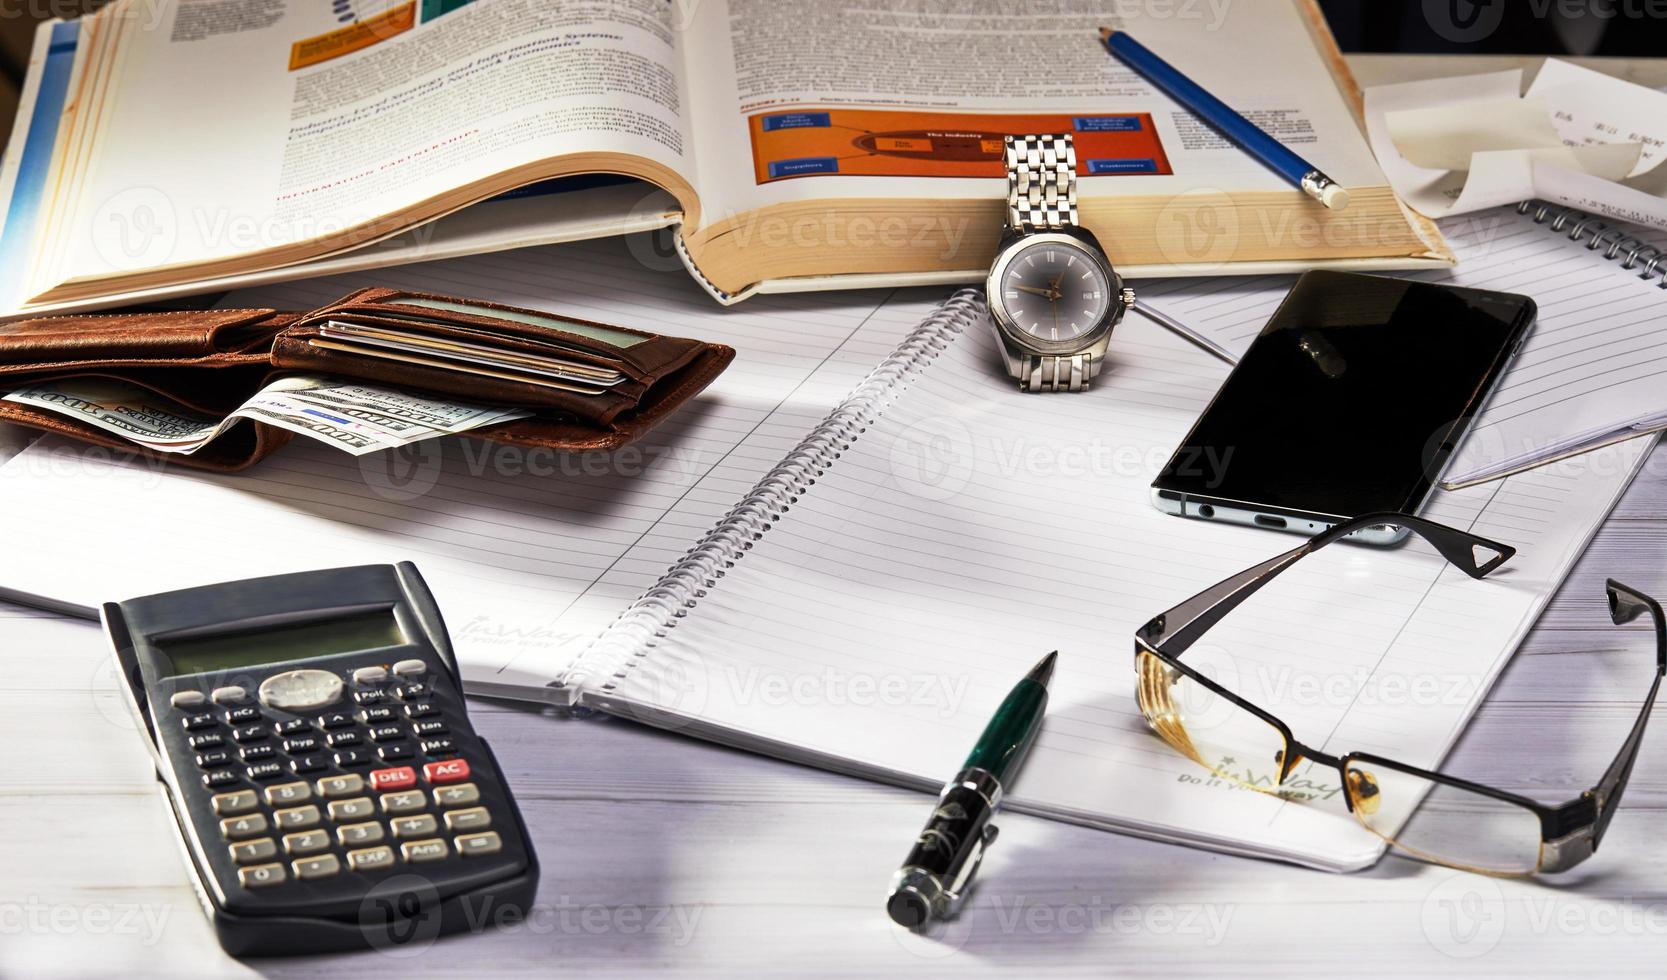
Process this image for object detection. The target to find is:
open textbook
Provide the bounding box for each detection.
[0,0,1450,316]
[0,231,1639,871]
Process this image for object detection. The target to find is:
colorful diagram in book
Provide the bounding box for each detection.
[747,109,1174,183]
[289,0,479,70]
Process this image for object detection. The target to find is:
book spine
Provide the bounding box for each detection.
[554,288,986,695]
[1521,201,1667,289]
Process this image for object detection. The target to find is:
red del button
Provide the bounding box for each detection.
[423,759,470,785]
[369,766,417,792]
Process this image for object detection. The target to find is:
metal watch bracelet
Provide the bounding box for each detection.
[1005,134,1078,233]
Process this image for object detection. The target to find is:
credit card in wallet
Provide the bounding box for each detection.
[314,321,626,393]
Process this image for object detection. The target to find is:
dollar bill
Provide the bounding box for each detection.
[5,375,531,458]
[2,379,233,452]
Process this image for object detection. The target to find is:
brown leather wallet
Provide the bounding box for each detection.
[0,290,735,471]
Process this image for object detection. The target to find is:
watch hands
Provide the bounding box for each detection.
[1013,284,1061,301]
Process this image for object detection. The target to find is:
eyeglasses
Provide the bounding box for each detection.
[1134,511,1666,876]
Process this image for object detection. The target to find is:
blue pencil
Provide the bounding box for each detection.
[1099,28,1350,210]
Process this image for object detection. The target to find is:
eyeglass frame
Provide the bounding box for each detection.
[1133,510,1667,875]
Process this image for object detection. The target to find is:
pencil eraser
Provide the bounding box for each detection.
[1321,185,1351,211]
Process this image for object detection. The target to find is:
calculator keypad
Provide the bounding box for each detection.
[170,660,512,896]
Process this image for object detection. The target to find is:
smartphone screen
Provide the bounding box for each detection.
[1153,271,1535,520]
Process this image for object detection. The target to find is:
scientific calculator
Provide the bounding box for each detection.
[104,563,538,956]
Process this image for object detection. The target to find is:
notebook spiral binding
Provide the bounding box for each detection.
[556,288,988,697]
[1518,200,1667,288]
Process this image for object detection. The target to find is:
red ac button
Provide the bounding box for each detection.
[423,759,470,785]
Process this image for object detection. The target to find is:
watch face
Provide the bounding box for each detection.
[995,239,1114,345]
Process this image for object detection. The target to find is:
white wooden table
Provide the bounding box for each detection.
[5,54,1667,978]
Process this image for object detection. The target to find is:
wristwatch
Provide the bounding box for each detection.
[986,134,1135,392]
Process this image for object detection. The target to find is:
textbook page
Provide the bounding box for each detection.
[679,0,1388,224]
[1135,205,1667,486]
[593,307,1646,870]
[0,234,945,697]
[30,0,700,303]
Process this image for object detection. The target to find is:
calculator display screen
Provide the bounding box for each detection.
[158,611,406,677]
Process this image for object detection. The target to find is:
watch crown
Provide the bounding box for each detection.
[1120,287,1136,308]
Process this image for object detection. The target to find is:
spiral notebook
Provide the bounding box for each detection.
[0,243,1644,869]
[1138,201,1667,489]
[550,291,1643,871]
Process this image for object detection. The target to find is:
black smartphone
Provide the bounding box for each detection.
[1151,270,1536,545]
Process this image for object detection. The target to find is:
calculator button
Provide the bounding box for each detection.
[443,807,491,833]
[317,711,355,730]
[229,838,277,864]
[334,749,372,768]
[202,769,239,790]
[378,744,414,762]
[368,725,404,743]
[327,731,362,748]
[238,863,286,888]
[433,783,480,807]
[392,683,430,701]
[211,789,259,815]
[187,733,226,751]
[273,805,322,831]
[289,755,326,775]
[379,790,426,815]
[352,666,389,685]
[420,738,458,757]
[245,761,284,782]
[272,719,309,737]
[360,706,395,724]
[240,744,277,762]
[400,839,448,863]
[353,689,389,706]
[370,766,417,792]
[392,659,428,678]
[282,736,320,754]
[404,703,440,719]
[317,774,365,798]
[283,829,331,855]
[258,669,345,713]
[225,706,261,725]
[455,832,502,857]
[347,846,396,872]
[423,759,470,785]
[412,721,448,737]
[328,797,376,821]
[391,814,438,839]
[265,781,312,806]
[211,686,248,705]
[181,712,218,732]
[293,854,342,880]
[220,813,269,840]
[169,691,207,710]
[338,821,385,847]
[196,749,232,769]
[232,725,267,744]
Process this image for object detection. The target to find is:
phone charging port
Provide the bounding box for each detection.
[1254,515,1287,529]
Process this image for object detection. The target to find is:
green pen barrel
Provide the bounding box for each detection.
[962,676,1049,785]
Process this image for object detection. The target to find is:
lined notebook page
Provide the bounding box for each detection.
[1136,205,1667,485]
[0,236,944,693]
[596,311,1645,870]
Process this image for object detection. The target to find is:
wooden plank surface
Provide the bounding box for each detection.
[4,52,1667,980]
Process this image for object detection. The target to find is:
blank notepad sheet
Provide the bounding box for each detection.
[599,312,1644,869]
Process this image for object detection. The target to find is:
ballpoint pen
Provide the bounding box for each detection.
[886,651,1057,929]
[1100,28,1351,210]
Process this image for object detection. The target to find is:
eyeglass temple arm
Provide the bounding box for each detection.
[1136,512,1516,657]
[1584,580,1667,848]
